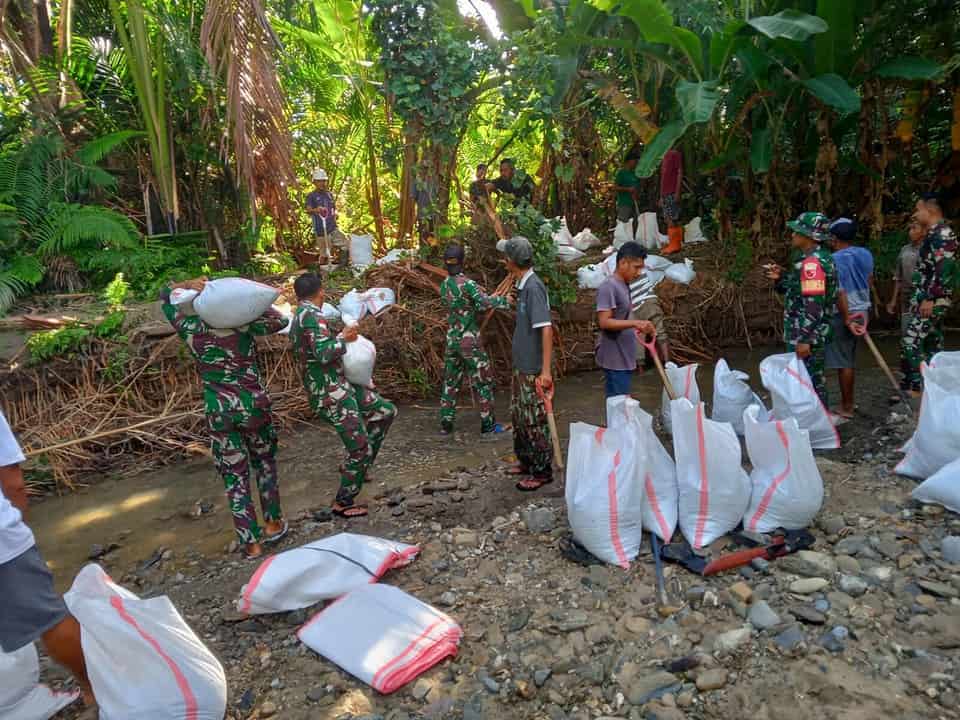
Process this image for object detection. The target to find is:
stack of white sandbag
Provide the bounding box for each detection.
[712,359,764,435]
[339,287,396,320]
[665,258,696,285]
[760,353,840,450]
[661,362,701,434]
[376,248,411,265]
[635,212,667,251]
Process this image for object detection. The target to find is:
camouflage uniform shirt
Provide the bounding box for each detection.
[778,245,838,347]
[910,221,957,313]
[440,275,509,344]
[289,300,352,410]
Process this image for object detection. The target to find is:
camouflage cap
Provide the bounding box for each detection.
[787,212,830,242]
[496,236,534,266]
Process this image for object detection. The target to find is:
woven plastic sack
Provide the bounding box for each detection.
[362,287,396,316]
[553,218,574,247]
[606,396,678,542]
[930,350,960,370]
[712,359,764,435]
[565,422,644,568]
[671,399,751,549]
[912,457,960,514]
[684,216,707,244]
[192,277,279,329]
[237,533,419,615]
[742,405,823,532]
[665,259,696,285]
[635,211,666,250]
[644,254,672,271]
[0,643,79,720]
[63,564,227,720]
[557,244,587,263]
[168,288,199,305]
[298,584,461,694]
[350,234,374,267]
[613,220,633,249]
[760,353,840,450]
[896,362,960,479]
[661,362,701,434]
[577,264,607,290]
[571,228,601,251]
[321,302,341,321]
[342,335,377,388]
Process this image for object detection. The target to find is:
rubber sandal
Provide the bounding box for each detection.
[332,503,369,518]
[504,464,529,476]
[263,519,289,545]
[242,545,264,560]
[516,476,553,492]
[481,423,511,441]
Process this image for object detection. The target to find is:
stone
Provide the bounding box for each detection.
[625,616,652,635]
[941,536,960,565]
[834,536,867,556]
[728,581,753,605]
[835,555,861,574]
[478,670,500,694]
[585,624,613,645]
[874,538,903,561]
[827,591,854,610]
[819,627,847,653]
[586,564,611,589]
[259,702,278,718]
[462,693,485,720]
[865,566,893,583]
[677,691,694,708]
[751,557,770,573]
[790,605,826,625]
[534,668,552,687]
[779,551,837,578]
[774,625,805,653]
[713,626,752,653]
[747,600,781,631]
[839,575,868,598]
[549,609,591,632]
[916,580,959,599]
[818,516,847,535]
[453,529,479,547]
[412,679,432,701]
[508,609,532,632]
[696,669,728,691]
[625,671,681,706]
[306,687,326,702]
[813,599,830,613]
[789,578,829,594]
[522,507,557,534]
[438,591,457,607]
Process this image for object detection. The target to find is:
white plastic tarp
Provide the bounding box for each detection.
[0,644,79,720]
[760,353,840,450]
[671,399,751,549]
[192,278,279,329]
[661,362,701,434]
[742,405,823,532]
[565,421,645,568]
[712,359,764,435]
[605,396,678,542]
[237,533,420,615]
[63,564,227,720]
[298,584,461,694]
[896,362,960,479]
[911,456,960,514]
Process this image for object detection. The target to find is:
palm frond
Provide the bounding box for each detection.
[0,136,61,228]
[0,254,44,316]
[75,130,145,165]
[35,203,140,258]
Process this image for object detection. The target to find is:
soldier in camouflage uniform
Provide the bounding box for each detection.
[439,244,510,436]
[160,279,289,558]
[901,194,957,393]
[767,212,838,405]
[289,273,397,517]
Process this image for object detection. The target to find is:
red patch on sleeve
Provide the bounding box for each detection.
[800,257,826,296]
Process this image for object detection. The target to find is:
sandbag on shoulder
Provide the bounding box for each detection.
[298,584,461,694]
[896,362,960,480]
[565,421,645,568]
[606,395,678,542]
[760,353,840,450]
[238,533,419,615]
[0,643,79,720]
[192,277,280,329]
[64,564,227,720]
[742,405,823,532]
[671,399,751,549]
[712,359,764,435]
[912,456,960,514]
[661,362,700,434]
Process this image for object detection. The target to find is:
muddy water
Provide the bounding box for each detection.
[27,336,914,589]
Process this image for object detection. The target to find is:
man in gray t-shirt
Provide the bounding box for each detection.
[497,236,554,490]
[887,219,924,334]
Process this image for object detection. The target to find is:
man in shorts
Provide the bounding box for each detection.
[629,264,670,369]
[0,410,94,707]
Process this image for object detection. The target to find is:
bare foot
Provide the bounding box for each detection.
[243,542,264,559]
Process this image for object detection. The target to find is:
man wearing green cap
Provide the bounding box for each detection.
[439,244,511,437]
[765,212,838,404]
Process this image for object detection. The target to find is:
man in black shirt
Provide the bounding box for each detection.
[489,158,535,203]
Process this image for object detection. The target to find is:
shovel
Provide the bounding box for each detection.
[848,312,914,416]
[661,529,815,576]
[536,378,565,469]
[638,329,676,400]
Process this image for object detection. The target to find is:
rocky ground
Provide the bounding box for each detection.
[46,399,960,720]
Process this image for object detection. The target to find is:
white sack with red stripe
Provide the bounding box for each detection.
[606,396,678,542]
[237,533,419,615]
[661,362,700,434]
[671,399,751,549]
[759,353,840,450]
[297,584,461,694]
[63,564,227,720]
[911,456,960,513]
[742,405,823,532]
[930,350,960,369]
[565,422,645,568]
[712,359,764,436]
[0,643,79,720]
[192,277,280,329]
[896,362,960,480]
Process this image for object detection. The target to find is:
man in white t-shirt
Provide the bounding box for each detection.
[0,411,93,706]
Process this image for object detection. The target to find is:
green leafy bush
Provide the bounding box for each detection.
[27,326,93,362]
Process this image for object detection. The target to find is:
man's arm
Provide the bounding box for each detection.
[248,306,290,336]
[159,280,207,340]
[304,310,347,364]
[539,325,553,388]
[0,412,28,516]
[837,289,850,324]
[466,279,509,312]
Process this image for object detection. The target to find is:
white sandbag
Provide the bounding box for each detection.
[571,228,601,251]
[665,259,696,285]
[602,253,618,275]
[671,399,751,549]
[342,335,377,388]
[556,244,587,263]
[168,288,199,305]
[339,289,367,321]
[63,564,227,720]
[684,216,707,244]
[896,363,960,479]
[742,405,823,532]
[553,218,574,247]
[661,362,701,434]
[0,643,79,720]
[760,353,840,450]
[321,302,341,321]
[613,220,633,248]
[350,234,375,267]
[192,277,280,329]
[376,248,410,265]
[577,264,607,290]
[930,350,960,370]
[606,396,678,542]
[645,269,666,289]
[644,254,672,271]
[912,456,960,514]
[362,287,396,316]
[238,533,419,615]
[635,211,666,251]
[565,422,644,568]
[298,584,461,694]
[712,359,764,435]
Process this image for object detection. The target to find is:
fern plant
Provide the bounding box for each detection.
[0,131,143,314]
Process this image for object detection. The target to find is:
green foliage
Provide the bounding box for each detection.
[726,229,754,284]
[103,273,130,309]
[94,311,127,339]
[803,74,861,116]
[405,367,430,396]
[746,10,828,42]
[27,326,93,362]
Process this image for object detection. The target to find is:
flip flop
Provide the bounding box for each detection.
[516,476,553,492]
[263,519,289,545]
[504,464,529,476]
[332,503,369,518]
[241,545,264,561]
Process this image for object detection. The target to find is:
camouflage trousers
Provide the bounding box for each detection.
[314,385,397,505]
[511,371,553,478]
[786,341,828,406]
[440,334,497,433]
[900,306,947,390]
[208,409,281,545]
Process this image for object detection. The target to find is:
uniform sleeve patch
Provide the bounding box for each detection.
[800,257,826,297]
